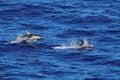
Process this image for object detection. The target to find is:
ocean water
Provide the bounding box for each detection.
[0,0,120,80]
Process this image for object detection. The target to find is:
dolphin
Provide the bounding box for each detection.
[11,31,43,43]
[52,39,93,49]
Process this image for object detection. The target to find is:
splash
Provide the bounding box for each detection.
[11,35,27,44]
[52,39,93,50]
[52,40,81,49]
[11,36,38,44]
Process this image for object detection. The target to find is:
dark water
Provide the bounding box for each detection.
[0,0,120,80]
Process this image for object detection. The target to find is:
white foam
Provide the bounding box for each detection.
[11,36,39,44]
[52,40,93,50]
[52,41,80,49]
[11,36,28,43]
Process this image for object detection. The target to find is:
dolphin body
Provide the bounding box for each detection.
[11,31,43,43]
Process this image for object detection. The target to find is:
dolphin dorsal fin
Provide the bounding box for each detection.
[26,31,30,35]
[81,39,88,46]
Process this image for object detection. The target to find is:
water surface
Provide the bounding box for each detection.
[0,0,120,80]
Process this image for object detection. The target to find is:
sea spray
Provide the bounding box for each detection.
[52,40,80,49]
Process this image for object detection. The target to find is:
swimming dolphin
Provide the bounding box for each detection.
[11,31,43,43]
[52,39,93,49]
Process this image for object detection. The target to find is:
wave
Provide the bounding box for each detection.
[0,0,119,80]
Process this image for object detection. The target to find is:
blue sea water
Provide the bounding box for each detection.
[0,0,120,80]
